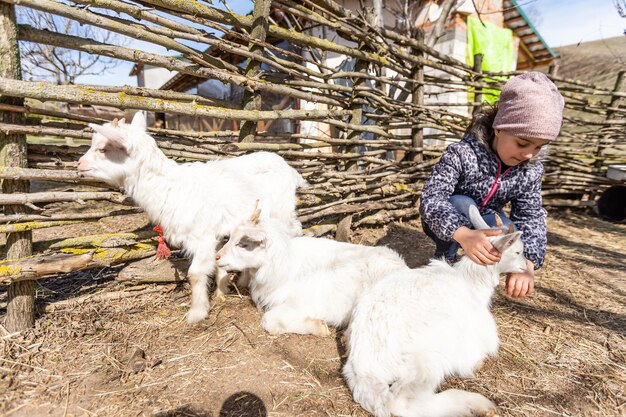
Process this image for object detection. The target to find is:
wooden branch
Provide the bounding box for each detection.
[0,220,89,234]
[0,122,91,139]
[0,78,350,121]
[17,25,345,107]
[0,166,99,183]
[0,190,130,207]
[4,0,238,73]
[42,284,173,313]
[138,0,411,75]
[0,243,156,284]
[0,208,142,224]
[47,231,155,250]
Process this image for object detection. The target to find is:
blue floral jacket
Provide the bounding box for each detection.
[419,129,547,269]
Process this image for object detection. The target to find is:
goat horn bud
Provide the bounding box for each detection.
[119,118,126,125]
[249,199,261,224]
[494,213,504,227]
[507,222,514,234]
[111,118,119,128]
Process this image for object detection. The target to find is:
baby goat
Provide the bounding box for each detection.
[215,208,408,336]
[77,113,305,324]
[343,205,525,417]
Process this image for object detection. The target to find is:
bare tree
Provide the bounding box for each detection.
[521,3,543,29]
[17,7,126,85]
[615,0,626,18]
[386,0,459,46]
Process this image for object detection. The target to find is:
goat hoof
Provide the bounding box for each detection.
[186,307,209,324]
[476,407,500,417]
[313,319,331,337]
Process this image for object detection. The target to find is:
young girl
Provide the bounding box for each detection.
[419,72,564,299]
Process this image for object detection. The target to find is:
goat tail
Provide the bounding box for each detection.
[343,362,394,417]
[294,170,309,189]
[389,388,498,417]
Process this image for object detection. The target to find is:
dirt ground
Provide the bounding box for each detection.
[0,210,625,417]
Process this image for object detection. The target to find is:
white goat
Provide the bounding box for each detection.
[214,209,409,336]
[77,113,306,324]
[343,205,526,417]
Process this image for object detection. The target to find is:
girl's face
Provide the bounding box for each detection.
[493,130,550,166]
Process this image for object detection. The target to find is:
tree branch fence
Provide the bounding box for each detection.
[0,0,624,330]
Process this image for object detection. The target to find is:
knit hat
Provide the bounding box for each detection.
[493,72,565,141]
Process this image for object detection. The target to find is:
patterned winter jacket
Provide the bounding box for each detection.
[419,125,547,269]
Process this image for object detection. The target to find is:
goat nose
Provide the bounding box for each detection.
[215,253,221,261]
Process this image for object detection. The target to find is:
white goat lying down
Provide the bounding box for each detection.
[215,208,409,336]
[343,206,525,417]
[77,113,306,324]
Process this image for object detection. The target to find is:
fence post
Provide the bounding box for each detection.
[409,28,425,162]
[335,9,373,242]
[238,0,272,143]
[593,70,625,175]
[548,63,559,77]
[1,3,35,331]
[472,53,483,115]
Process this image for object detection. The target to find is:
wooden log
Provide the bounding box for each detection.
[0,244,157,284]
[47,231,155,250]
[0,208,142,224]
[0,220,85,234]
[0,2,34,331]
[42,284,174,313]
[0,191,131,206]
[117,256,189,284]
[409,28,425,162]
[0,166,106,184]
[0,78,351,121]
[238,0,271,143]
[355,207,421,226]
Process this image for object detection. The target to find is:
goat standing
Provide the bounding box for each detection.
[77,113,305,323]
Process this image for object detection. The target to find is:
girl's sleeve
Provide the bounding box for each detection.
[510,166,547,269]
[419,146,471,241]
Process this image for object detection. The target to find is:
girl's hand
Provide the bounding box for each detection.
[453,226,503,265]
[505,259,535,298]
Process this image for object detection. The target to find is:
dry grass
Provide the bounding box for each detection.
[555,36,626,91]
[1,210,625,417]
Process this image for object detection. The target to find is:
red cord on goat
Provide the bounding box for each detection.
[153,225,171,260]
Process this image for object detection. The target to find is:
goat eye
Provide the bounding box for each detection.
[96,148,106,154]
[236,241,248,249]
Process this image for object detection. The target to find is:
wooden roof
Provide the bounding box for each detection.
[503,0,558,66]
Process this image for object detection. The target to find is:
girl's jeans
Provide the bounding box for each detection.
[422,195,516,262]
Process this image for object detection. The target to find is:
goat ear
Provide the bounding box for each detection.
[492,231,522,253]
[131,111,147,130]
[468,205,490,230]
[89,123,129,151]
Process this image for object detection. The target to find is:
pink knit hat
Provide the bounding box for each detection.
[493,72,565,140]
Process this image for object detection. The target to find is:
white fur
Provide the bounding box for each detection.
[343,206,526,417]
[77,113,306,324]
[215,217,409,336]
